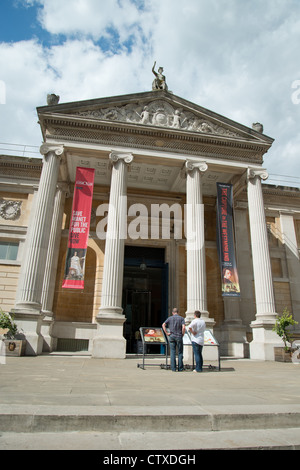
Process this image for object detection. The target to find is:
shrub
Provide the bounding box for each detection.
[0,309,18,339]
[273,308,298,351]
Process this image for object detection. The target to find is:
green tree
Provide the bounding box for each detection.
[273,308,298,351]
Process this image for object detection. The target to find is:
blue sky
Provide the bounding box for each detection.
[0,0,127,51]
[0,0,300,185]
[1,1,48,43]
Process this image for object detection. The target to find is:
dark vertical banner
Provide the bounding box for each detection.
[216,183,240,297]
[62,167,95,289]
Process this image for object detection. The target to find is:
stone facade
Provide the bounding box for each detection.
[0,90,299,359]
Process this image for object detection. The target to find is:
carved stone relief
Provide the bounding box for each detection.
[0,200,22,221]
[75,100,240,138]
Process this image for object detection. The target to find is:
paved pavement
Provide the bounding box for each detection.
[0,353,300,450]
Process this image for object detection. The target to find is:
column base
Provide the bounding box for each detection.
[215,321,249,358]
[250,318,283,361]
[92,309,127,359]
[183,343,219,366]
[13,301,42,315]
[40,311,55,353]
[11,310,44,356]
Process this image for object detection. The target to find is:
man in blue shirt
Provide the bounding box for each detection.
[162,308,186,372]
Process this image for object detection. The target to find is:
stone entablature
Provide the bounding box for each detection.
[0,155,42,180]
[37,91,273,165]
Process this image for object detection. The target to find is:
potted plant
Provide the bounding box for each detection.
[273,308,298,362]
[0,309,26,356]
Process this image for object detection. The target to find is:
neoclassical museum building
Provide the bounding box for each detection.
[1,75,300,360]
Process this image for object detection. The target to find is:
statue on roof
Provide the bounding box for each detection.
[47,94,60,105]
[152,62,168,91]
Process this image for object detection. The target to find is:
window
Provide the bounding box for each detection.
[0,242,19,261]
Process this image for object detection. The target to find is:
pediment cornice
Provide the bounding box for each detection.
[37,91,274,164]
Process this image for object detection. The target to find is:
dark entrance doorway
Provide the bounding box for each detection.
[122,246,168,353]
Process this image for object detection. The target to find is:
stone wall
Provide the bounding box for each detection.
[0,264,20,312]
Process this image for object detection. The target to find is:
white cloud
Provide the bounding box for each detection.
[0,39,55,145]
[24,0,152,45]
[1,0,300,184]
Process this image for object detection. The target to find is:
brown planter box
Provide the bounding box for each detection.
[274,347,292,362]
[2,339,26,357]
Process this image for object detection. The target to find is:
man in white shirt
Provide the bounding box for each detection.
[188,311,206,372]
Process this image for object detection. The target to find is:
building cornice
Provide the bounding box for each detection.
[262,183,300,198]
[37,90,274,166]
[38,113,270,165]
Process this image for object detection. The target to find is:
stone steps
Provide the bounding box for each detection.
[1,428,300,450]
[0,404,300,450]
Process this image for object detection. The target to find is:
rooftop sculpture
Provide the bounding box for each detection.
[152,62,168,92]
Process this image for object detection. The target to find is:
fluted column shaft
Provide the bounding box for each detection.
[15,145,63,313]
[41,183,67,314]
[93,152,133,359]
[279,212,300,319]
[185,161,211,324]
[247,169,282,360]
[98,152,133,316]
[247,169,276,321]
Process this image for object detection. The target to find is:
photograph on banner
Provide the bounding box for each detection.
[63,248,87,281]
[216,182,241,297]
[140,327,167,344]
[222,266,240,296]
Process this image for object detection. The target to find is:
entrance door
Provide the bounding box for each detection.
[122,246,168,353]
[123,289,151,352]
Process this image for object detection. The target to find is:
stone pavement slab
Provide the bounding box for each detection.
[0,354,299,450]
[0,354,299,407]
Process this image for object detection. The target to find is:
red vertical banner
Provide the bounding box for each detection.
[62,167,95,289]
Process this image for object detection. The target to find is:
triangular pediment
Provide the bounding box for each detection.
[37,91,273,146]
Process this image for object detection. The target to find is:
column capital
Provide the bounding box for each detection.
[40,144,64,158]
[109,152,133,165]
[247,167,269,181]
[186,160,208,174]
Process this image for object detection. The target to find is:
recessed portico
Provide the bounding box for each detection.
[10,88,288,359]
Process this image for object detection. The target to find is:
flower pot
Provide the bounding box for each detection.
[274,346,292,362]
[2,339,26,357]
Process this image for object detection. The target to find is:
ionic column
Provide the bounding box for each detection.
[279,212,300,321]
[185,161,214,328]
[93,152,133,359]
[247,168,282,360]
[41,183,68,352]
[13,144,63,355]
